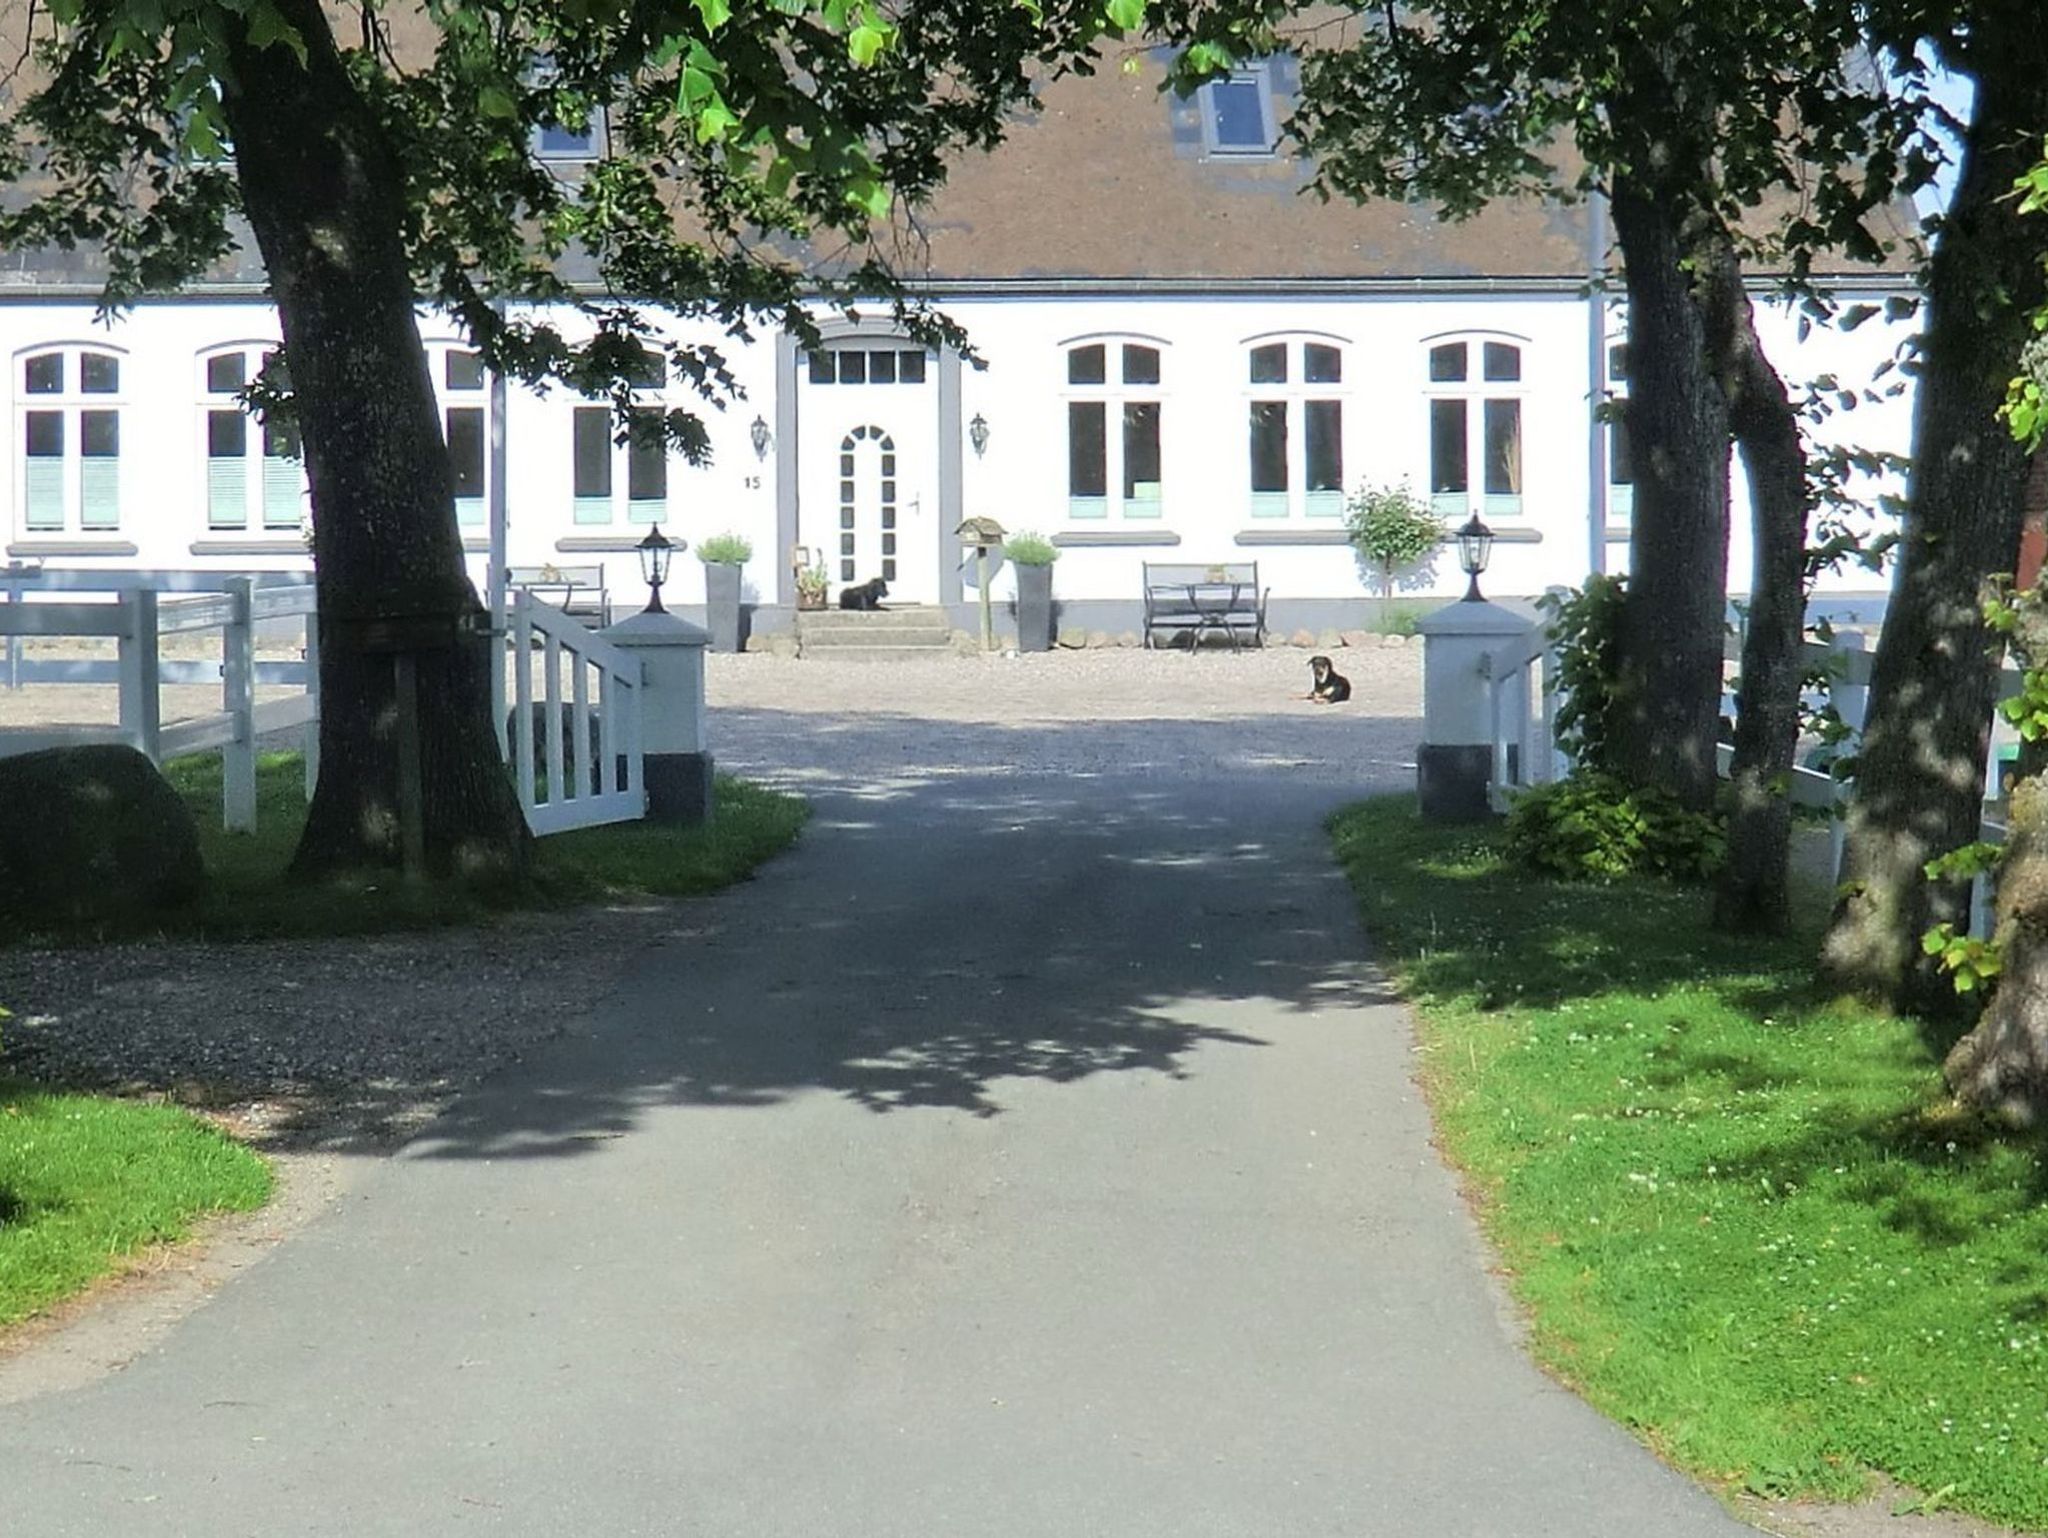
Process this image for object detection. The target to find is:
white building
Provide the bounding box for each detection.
[0,52,1918,638]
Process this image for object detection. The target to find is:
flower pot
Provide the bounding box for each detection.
[704,561,747,653]
[1014,561,1054,653]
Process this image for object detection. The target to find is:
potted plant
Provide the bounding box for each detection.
[697,531,752,653]
[1005,530,1059,652]
[1345,482,1442,619]
[795,557,829,611]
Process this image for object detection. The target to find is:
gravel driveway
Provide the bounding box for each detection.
[0,645,1423,1151]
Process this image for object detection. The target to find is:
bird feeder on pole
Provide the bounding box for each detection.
[956,516,1007,653]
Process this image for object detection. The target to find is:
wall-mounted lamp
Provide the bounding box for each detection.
[749,414,772,461]
[968,412,991,458]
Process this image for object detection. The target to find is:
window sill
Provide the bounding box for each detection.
[1051,530,1182,548]
[556,535,652,553]
[1233,529,1351,547]
[189,538,310,556]
[9,538,139,558]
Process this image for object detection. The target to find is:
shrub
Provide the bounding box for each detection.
[1538,574,1628,775]
[1345,482,1441,600]
[1004,530,1059,566]
[696,532,753,565]
[1503,772,1726,883]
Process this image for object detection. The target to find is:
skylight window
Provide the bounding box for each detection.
[1200,68,1277,156]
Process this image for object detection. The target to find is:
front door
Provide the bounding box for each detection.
[798,342,937,605]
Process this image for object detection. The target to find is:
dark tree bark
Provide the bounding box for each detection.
[1820,39,2048,1009]
[1946,765,2048,1124]
[1699,235,1811,935]
[218,0,531,882]
[1607,169,1733,813]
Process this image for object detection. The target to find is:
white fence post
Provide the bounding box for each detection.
[222,576,257,832]
[116,589,162,762]
[513,592,536,811]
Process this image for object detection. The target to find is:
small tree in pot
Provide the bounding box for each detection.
[1005,532,1059,652]
[1346,483,1442,610]
[697,533,753,653]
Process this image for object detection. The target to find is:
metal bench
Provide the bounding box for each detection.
[507,563,611,628]
[1142,561,1267,650]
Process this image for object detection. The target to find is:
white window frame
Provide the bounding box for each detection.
[1242,332,1350,521]
[1603,338,1632,523]
[1061,335,1167,522]
[197,342,306,535]
[14,343,125,537]
[425,340,494,530]
[568,351,670,528]
[1422,331,1528,522]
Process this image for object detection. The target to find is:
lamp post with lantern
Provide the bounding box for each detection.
[602,524,715,825]
[1415,511,1526,821]
[636,524,675,614]
[1457,513,1494,602]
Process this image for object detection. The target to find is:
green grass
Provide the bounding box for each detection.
[18,753,808,945]
[1329,796,2048,1528]
[0,1080,271,1328]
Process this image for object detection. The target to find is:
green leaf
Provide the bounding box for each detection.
[1104,0,1144,29]
[848,21,891,66]
[847,177,891,218]
[693,0,732,30]
[479,84,518,121]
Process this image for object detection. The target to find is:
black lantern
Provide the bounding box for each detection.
[1457,513,1494,602]
[637,524,675,614]
[749,414,772,461]
[968,412,991,458]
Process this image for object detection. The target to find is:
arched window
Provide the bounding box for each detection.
[569,346,668,528]
[1425,336,1524,519]
[15,345,123,535]
[1245,335,1346,520]
[199,343,305,534]
[1064,338,1163,521]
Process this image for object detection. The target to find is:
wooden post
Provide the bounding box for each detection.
[977,547,993,653]
[303,606,321,802]
[116,589,162,762]
[394,651,426,880]
[222,576,257,833]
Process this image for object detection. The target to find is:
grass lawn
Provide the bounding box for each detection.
[25,752,808,944]
[0,1079,272,1329]
[1330,797,2048,1529]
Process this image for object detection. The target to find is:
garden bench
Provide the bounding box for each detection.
[1143,561,1267,649]
[508,564,611,628]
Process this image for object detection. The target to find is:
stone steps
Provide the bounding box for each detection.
[794,606,956,659]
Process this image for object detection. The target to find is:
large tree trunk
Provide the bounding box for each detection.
[1698,235,1810,935]
[219,0,531,883]
[1947,765,2048,1123]
[1607,171,1733,812]
[1819,42,2048,1009]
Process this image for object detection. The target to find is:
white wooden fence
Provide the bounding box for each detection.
[507,589,645,835]
[0,576,318,832]
[0,576,649,840]
[1481,619,2014,937]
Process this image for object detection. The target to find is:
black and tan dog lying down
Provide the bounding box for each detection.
[1305,654,1352,704]
[838,577,890,611]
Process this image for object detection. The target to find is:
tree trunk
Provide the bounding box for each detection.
[1606,172,1733,812]
[1819,43,2048,1008]
[1698,235,1810,934]
[219,0,531,883]
[1946,770,2048,1124]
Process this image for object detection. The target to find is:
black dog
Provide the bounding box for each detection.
[1306,654,1352,704]
[838,577,889,611]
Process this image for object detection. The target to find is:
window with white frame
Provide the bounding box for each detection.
[571,349,667,526]
[200,345,305,533]
[1246,336,1345,519]
[426,344,492,528]
[1604,341,1633,519]
[1065,340,1163,521]
[16,346,122,534]
[1426,336,1524,520]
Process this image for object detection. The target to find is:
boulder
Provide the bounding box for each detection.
[1317,629,1343,651]
[1289,628,1318,649]
[1057,626,1089,649]
[1087,630,1113,649]
[0,744,204,926]
[1338,629,1372,650]
[1115,632,1141,648]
